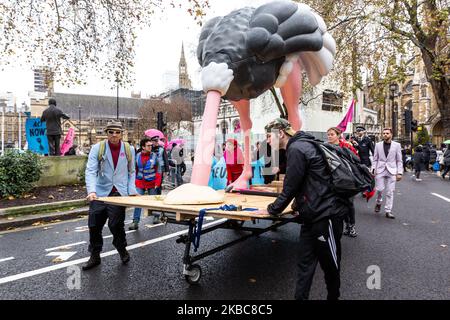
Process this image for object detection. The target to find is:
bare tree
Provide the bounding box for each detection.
[165,95,193,140]
[296,0,449,135]
[136,95,193,140]
[0,0,210,87]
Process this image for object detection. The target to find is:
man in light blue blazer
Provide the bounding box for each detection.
[83,120,137,271]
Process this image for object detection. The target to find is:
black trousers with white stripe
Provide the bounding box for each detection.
[295,215,344,300]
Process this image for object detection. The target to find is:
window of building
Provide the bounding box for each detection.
[368,89,374,103]
[322,90,343,112]
[404,80,413,93]
[420,84,427,98]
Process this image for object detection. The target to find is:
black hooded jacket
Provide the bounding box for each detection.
[267,131,350,223]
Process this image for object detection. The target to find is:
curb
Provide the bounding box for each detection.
[0,206,89,231]
[0,199,87,217]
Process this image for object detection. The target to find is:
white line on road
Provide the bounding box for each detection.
[431,193,450,203]
[144,223,166,229]
[45,241,87,252]
[0,219,227,285]
[0,257,15,263]
[46,251,77,261]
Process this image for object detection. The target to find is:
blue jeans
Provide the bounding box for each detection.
[133,187,158,222]
[170,165,184,187]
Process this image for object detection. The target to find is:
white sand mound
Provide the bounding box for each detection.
[163,183,225,205]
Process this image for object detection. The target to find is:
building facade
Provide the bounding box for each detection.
[363,53,443,146]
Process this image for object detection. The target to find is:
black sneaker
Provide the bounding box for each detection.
[374,203,381,213]
[118,248,130,264]
[343,223,350,236]
[348,225,357,237]
[82,253,101,271]
[128,221,139,230]
[385,212,395,219]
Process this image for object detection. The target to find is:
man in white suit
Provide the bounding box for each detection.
[372,128,403,219]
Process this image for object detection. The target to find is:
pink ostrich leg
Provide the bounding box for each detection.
[280,60,303,131]
[228,99,253,190]
[190,90,222,185]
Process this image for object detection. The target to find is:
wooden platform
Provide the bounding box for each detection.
[98,193,292,221]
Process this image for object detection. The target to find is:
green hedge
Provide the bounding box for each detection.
[0,150,43,198]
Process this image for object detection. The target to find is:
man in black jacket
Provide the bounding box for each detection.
[40,98,70,156]
[354,126,374,167]
[257,118,350,300]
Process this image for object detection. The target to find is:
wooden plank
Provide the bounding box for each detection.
[98,193,293,221]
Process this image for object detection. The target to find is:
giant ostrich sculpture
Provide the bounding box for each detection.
[165,0,335,204]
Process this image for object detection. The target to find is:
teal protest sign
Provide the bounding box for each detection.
[25,118,49,155]
[208,156,227,190]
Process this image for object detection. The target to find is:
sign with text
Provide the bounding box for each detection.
[25,118,49,155]
[208,156,227,190]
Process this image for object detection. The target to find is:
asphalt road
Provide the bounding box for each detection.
[0,170,449,300]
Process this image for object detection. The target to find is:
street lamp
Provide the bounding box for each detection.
[115,73,120,120]
[18,102,27,150]
[1,99,5,154]
[77,105,82,146]
[221,101,226,144]
[389,83,398,138]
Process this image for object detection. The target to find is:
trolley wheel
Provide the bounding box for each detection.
[229,220,244,228]
[185,264,202,285]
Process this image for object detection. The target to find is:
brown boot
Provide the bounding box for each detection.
[82,253,101,271]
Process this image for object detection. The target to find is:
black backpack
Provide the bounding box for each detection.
[302,139,374,198]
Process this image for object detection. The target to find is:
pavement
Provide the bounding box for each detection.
[0,161,193,231]
[0,169,448,300]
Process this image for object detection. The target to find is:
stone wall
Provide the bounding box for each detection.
[37,155,87,187]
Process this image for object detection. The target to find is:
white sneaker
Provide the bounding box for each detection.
[416,178,422,181]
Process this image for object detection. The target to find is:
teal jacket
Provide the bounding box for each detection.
[85,141,137,197]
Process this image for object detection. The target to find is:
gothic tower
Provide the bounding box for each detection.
[179,42,192,89]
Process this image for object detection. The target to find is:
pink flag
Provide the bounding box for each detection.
[233,121,241,133]
[336,99,355,132]
[60,127,75,156]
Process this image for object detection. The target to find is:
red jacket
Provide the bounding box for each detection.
[224,139,244,184]
[339,139,359,157]
[135,151,162,189]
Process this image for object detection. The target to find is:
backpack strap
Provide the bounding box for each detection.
[123,141,133,173]
[98,140,106,162]
[297,138,333,176]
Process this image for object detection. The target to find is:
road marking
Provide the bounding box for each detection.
[45,241,87,252]
[431,193,450,203]
[74,226,89,232]
[144,223,165,229]
[46,251,77,262]
[0,257,15,263]
[0,219,227,285]
[103,230,135,239]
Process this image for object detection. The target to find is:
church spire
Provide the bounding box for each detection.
[179,42,192,89]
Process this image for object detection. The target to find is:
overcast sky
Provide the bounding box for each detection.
[0,0,269,104]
